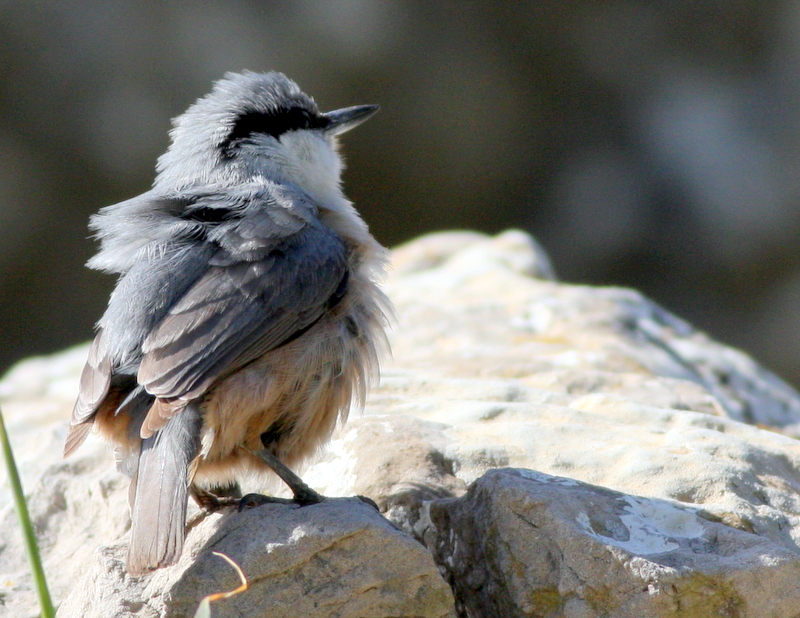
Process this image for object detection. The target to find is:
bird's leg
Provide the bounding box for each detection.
[254,446,324,505]
[237,443,324,511]
[238,442,381,513]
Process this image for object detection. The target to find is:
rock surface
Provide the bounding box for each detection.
[57,498,454,618]
[428,469,800,617]
[3,230,800,617]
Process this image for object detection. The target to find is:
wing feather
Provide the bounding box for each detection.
[138,214,348,403]
[66,184,347,452]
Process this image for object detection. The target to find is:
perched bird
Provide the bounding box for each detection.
[64,71,391,575]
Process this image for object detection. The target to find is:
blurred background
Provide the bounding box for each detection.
[3,1,800,387]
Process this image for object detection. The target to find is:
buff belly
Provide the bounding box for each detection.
[190,284,384,489]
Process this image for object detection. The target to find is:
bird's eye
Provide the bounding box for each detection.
[298,109,311,129]
[220,106,328,158]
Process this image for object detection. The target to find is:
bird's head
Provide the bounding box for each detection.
[154,71,378,205]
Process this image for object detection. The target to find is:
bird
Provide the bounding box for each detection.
[63,71,392,576]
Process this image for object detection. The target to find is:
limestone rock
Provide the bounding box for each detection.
[384,229,800,432]
[57,499,455,618]
[426,468,800,617]
[4,230,800,617]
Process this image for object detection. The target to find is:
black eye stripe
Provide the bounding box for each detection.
[220,106,329,158]
[180,206,232,223]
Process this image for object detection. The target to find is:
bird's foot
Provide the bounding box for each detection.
[237,493,297,511]
[190,484,241,513]
[237,492,379,513]
[242,445,379,512]
[355,495,380,511]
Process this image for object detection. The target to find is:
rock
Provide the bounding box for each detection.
[57,499,455,618]
[427,469,800,618]
[0,347,134,618]
[383,230,800,433]
[4,229,800,617]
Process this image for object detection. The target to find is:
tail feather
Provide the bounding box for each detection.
[126,403,202,576]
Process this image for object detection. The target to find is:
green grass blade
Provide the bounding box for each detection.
[0,406,55,618]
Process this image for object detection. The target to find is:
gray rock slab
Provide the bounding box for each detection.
[425,468,800,618]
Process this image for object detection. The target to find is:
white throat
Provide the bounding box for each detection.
[266,130,347,211]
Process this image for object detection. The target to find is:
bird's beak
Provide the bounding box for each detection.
[323,104,380,136]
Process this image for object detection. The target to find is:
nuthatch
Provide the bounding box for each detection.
[64,71,391,575]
